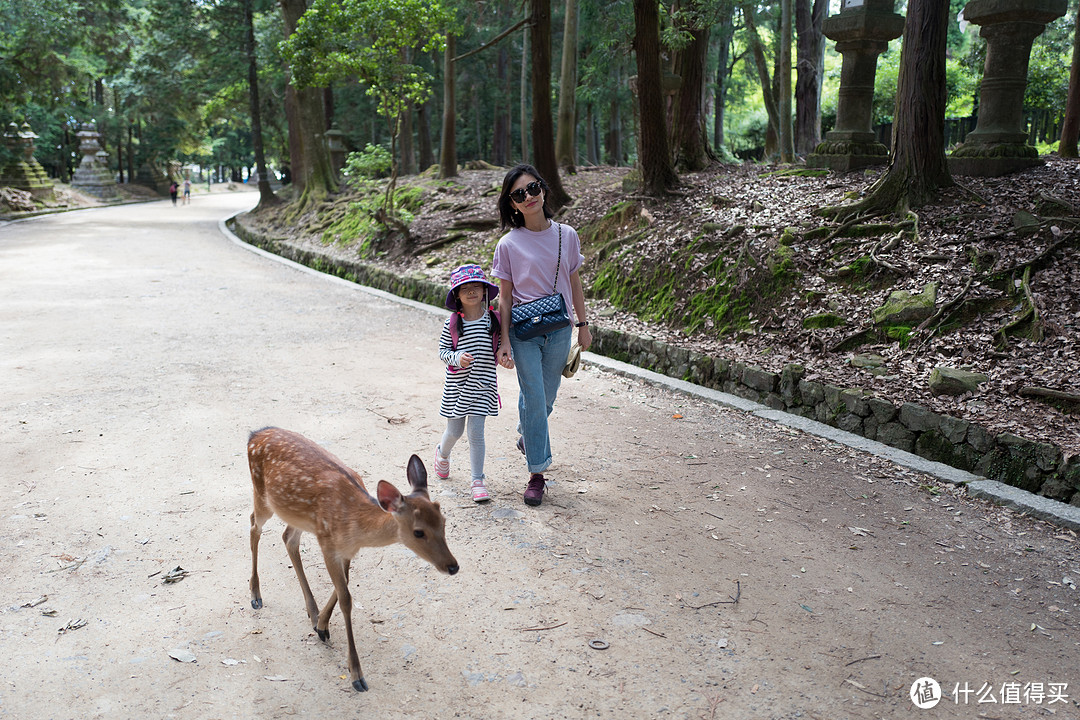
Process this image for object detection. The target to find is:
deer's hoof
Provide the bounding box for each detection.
[316,627,330,642]
[251,598,263,610]
[353,677,369,692]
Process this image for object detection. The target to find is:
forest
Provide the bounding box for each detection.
[1,0,1077,197]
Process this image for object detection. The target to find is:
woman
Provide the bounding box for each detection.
[492,164,592,507]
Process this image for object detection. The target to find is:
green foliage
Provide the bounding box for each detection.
[1033,139,1059,156]
[281,0,456,121]
[343,144,393,186]
[870,45,980,125]
[1024,41,1070,111]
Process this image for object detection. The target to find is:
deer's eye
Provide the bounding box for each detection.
[413,530,425,538]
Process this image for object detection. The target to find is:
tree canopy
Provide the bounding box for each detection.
[0,0,1075,192]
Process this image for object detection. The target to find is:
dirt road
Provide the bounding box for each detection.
[1,191,1078,719]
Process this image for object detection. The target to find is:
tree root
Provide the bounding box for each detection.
[1018,386,1080,412]
[982,231,1077,284]
[373,206,412,242]
[912,276,973,349]
[995,266,1042,346]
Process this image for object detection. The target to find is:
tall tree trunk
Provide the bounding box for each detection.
[633,0,679,195]
[279,0,336,209]
[585,102,598,165]
[474,81,484,158]
[824,0,952,220]
[400,107,417,175]
[439,34,458,178]
[794,0,827,155]
[323,87,334,129]
[126,122,135,185]
[555,0,579,173]
[493,43,511,165]
[284,85,303,190]
[606,63,623,165]
[247,0,279,208]
[417,98,434,170]
[671,13,712,171]
[530,0,571,208]
[713,7,733,152]
[1060,2,1080,158]
[778,0,795,162]
[742,4,780,157]
[520,24,530,164]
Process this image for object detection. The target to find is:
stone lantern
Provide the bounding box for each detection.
[948,0,1068,176]
[325,127,346,177]
[0,122,54,199]
[71,122,120,200]
[807,0,905,171]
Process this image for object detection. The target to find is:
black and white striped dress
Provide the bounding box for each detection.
[438,313,500,418]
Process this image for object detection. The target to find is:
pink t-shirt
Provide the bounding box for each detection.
[491,221,584,321]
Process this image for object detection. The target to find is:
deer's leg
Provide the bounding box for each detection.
[282,526,320,633]
[323,551,367,691]
[249,501,274,610]
[316,557,349,639]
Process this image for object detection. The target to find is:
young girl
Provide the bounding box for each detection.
[435,264,513,502]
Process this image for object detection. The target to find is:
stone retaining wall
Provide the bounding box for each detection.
[230,217,1080,507]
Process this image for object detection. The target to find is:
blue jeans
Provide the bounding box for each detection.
[509,324,572,474]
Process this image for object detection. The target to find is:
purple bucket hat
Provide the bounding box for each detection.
[445,264,499,310]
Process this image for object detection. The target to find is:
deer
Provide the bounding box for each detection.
[246,426,459,692]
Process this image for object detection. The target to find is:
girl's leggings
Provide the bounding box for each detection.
[440,415,486,482]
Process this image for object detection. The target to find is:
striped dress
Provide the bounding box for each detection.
[438,313,500,418]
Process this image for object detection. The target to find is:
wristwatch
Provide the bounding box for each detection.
[575,321,589,327]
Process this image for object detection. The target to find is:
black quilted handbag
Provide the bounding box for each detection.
[511,223,571,340]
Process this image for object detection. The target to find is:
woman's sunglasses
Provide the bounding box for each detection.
[509,181,543,204]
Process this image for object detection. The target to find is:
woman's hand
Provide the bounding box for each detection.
[497,347,515,369]
[577,325,593,351]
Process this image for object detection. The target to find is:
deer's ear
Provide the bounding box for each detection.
[376,480,404,513]
[406,454,428,493]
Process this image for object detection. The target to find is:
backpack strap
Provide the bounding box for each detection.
[447,313,461,374]
[446,310,500,375]
[449,312,460,350]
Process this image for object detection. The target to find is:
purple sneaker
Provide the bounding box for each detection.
[524,473,546,506]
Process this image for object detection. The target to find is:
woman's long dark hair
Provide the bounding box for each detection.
[498,163,554,230]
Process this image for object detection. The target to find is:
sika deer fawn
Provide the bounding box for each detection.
[247,427,459,692]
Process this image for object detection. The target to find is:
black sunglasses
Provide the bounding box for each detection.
[509,181,543,204]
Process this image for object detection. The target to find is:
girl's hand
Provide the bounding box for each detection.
[578,325,593,351]
[497,347,514,369]
[458,352,474,368]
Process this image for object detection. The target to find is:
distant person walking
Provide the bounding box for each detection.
[169,181,178,206]
[182,178,191,205]
[492,164,591,507]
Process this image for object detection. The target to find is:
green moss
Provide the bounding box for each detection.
[319,184,426,255]
[803,312,846,329]
[885,325,913,348]
[802,226,833,241]
[591,217,800,339]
